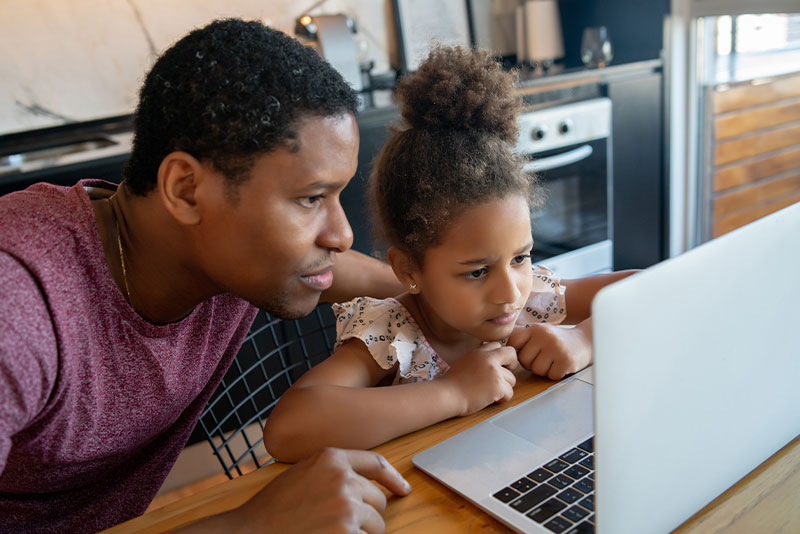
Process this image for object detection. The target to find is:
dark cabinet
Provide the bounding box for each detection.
[606,71,667,269]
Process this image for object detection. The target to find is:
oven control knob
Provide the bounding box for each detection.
[531,126,547,141]
[558,119,572,135]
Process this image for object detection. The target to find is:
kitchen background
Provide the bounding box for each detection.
[0,0,392,136]
[3,0,798,506]
[0,0,668,135]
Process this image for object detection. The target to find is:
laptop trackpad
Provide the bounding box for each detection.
[491,378,594,454]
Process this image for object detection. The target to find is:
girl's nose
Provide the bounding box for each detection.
[492,268,523,305]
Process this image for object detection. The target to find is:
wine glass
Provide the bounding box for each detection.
[581,26,613,68]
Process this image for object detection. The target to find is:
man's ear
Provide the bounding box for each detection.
[157,151,204,225]
[386,247,421,294]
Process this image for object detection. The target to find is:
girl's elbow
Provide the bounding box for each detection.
[264,419,306,463]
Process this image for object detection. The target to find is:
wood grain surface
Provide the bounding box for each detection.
[104,369,800,534]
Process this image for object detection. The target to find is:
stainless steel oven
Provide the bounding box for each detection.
[515,97,612,278]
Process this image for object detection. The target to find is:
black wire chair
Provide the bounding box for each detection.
[198,303,338,479]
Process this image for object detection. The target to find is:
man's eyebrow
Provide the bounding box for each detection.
[298,180,348,192]
[458,242,534,265]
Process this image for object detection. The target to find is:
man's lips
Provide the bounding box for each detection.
[301,267,334,291]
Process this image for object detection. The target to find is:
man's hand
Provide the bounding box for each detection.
[507,321,592,380]
[440,342,518,416]
[182,448,410,534]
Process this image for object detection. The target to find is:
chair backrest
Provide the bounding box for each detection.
[198,303,338,478]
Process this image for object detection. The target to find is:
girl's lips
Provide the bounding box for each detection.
[490,310,519,325]
[301,269,334,291]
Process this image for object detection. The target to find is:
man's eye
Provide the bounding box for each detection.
[298,195,324,208]
[465,267,488,280]
[512,253,532,265]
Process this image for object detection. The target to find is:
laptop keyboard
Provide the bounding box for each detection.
[492,436,595,533]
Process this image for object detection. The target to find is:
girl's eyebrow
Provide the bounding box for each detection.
[458,241,534,265]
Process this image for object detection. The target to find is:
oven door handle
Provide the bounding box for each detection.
[522,145,593,173]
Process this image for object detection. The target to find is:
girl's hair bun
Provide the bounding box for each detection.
[396,46,520,143]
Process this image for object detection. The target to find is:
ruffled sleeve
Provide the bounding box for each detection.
[516,265,567,327]
[332,297,449,383]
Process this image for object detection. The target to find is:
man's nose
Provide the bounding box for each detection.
[318,200,354,253]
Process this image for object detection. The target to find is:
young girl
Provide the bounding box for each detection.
[264,46,634,463]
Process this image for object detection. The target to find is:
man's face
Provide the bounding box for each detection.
[195,113,358,318]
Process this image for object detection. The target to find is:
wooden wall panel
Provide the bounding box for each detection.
[714,99,800,140]
[714,148,800,192]
[709,73,800,238]
[712,74,800,114]
[714,123,800,166]
[714,173,800,216]
[713,192,800,238]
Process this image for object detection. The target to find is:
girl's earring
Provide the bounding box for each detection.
[409,283,417,292]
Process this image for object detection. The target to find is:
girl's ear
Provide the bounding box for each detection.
[387,247,421,294]
[157,151,204,225]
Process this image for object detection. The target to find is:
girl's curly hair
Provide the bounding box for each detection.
[369,46,539,266]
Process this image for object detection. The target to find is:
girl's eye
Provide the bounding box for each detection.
[465,267,488,280]
[512,253,532,265]
[298,195,324,208]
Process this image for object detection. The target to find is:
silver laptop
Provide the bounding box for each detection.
[413,201,800,534]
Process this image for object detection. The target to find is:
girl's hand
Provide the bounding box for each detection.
[441,342,518,417]
[507,322,592,380]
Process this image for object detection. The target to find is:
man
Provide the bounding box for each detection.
[0,19,408,533]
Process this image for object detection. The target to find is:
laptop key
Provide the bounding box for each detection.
[510,477,536,493]
[564,464,590,479]
[560,448,588,464]
[577,437,594,453]
[544,458,570,472]
[510,484,558,513]
[543,515,573,533]
[528,467,554,482]
[566,521,594,534]
[579,494,595,511]
[548,473,574,490]
[492,487,519,503]
[557,487,584,504]
[562,505,590,522]
[587,514,595,524]
[574,477,594,494]
[579,455,594,469]
[526,497,567,523]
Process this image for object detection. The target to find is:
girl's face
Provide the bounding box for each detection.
[413,194,534,343]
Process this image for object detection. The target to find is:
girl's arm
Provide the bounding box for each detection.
[508,269,639,379]
[560,270,639,324]
[263,339,518,463]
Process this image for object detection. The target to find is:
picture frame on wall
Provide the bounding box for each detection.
[389,0,472,73]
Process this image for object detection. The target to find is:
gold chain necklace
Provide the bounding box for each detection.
[108,194,133,305]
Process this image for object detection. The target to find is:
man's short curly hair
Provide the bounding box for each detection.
[123,18,359,196]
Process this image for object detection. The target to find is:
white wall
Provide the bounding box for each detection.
[0,0,391,136]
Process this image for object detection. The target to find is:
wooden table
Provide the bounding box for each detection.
[105,371,800,533]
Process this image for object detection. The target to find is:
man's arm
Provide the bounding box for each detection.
[0,252,59,476]
[321,249,403,303]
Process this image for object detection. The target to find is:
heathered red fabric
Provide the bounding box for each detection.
[0,180,258,533]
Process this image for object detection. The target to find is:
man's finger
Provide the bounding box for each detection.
[344,450,411,497]
[357,502,387,534]
[353,471,389,513]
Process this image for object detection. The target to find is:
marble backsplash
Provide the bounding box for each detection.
[0,0,392,136]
